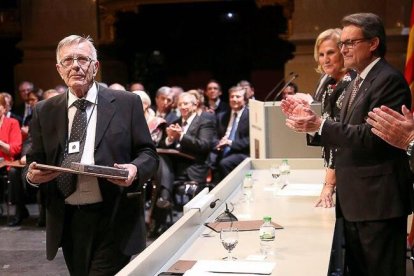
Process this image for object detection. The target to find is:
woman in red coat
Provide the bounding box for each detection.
[0,94,22,162]
[0,93,23,223]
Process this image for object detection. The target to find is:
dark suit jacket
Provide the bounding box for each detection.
[215,108,250,155]
[164,110,179,125]
[159,114,216,183]
[320,59,413,222]
[206,99,230,118]
[26,85,159,260]
[8,112,23,126]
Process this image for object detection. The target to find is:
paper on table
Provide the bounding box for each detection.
[183,260,275,275]
[276,183,323,196]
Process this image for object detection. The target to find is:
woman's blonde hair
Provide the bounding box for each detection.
[313,28,342,74]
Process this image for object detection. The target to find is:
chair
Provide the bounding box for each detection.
[172,180,203,211]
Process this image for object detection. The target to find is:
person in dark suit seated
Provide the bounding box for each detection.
[24,35,158,275]
[156,92,216,210]
[154,86,179,125]
[0,94,22,219]
[8,89,60,227]
[204,80,230,117]
[281,13,412,276]
[1,92,23,126]
[14,81,34,124]
[210,86,250,183]
[279,82,298,100]
[237,80,255,100]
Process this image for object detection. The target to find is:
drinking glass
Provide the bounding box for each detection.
[242,175,254,202]
[220,227,239,261]
[269,164,280,185]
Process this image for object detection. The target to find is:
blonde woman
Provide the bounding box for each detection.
[309,28,356,208]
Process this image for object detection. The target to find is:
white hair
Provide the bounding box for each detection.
[132,90,151,106]
[56,35,97,63]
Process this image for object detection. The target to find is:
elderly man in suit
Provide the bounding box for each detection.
[281,13,413,276]
[210,86,250,183]
[154,86,179,125]
[25,35,158,275]
[156,92,216,207]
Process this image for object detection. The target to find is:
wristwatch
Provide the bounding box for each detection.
[406,140,414,156]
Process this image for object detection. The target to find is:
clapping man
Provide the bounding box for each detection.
[210,86,249,183]
[281,13,412,275]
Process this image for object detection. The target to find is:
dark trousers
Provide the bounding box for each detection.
[8,167,25,205]
[62,204,130,276]
[217,153,248,181]
[343,216,407,276]
[8,167,38,212]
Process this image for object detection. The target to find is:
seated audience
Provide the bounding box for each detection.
[130,82,145,92]
[154,86,178,124]
[109,83,126,91]
[171,86,184,117]
[21,91,40,141]
[278,82,298,100]
[54,84,67,94]
[153,92,216,235]
[15,81,34,124]
[42,89,60,99]
[1,92,22,125]
[0,94,23,224]
[133,90,165,146]
[7,88,60,227]
[237,80,255,100]
[204,80,229,117]
[209,86,250,183]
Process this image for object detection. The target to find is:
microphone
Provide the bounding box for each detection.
[210,199,220,209]
[215,202,238,222]
[272,73,299,102]
[264,72,294,101]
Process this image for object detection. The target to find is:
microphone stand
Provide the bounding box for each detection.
[215,203,238,223]
[264,72,294,101]
[272,74,299,105]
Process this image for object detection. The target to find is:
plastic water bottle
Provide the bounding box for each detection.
[279,159,290,188]
[259,216,275,255]
[242,172,253,201]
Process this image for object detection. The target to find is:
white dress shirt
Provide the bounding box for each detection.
[224,107,245,139]
[65,83,102,205]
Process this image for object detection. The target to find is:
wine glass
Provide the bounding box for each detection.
[220,227,239,261]
[269,164,280,185]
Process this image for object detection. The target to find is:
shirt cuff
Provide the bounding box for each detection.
[26,175,40,187]
[165,137,173,146]
[318,118,326,135]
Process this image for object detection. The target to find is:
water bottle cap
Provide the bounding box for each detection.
[263,216,272,222]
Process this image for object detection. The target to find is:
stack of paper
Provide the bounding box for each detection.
[276,183,323,196]
[183,260,275,275]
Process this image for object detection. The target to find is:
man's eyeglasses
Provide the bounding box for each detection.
[59,56,94,68]
[337,38,369,49]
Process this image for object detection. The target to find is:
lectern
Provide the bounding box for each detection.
[249,99,322,159]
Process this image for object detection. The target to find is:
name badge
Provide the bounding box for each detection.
[68,141,80,154]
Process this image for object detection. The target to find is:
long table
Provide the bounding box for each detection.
[119,158,335,275]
